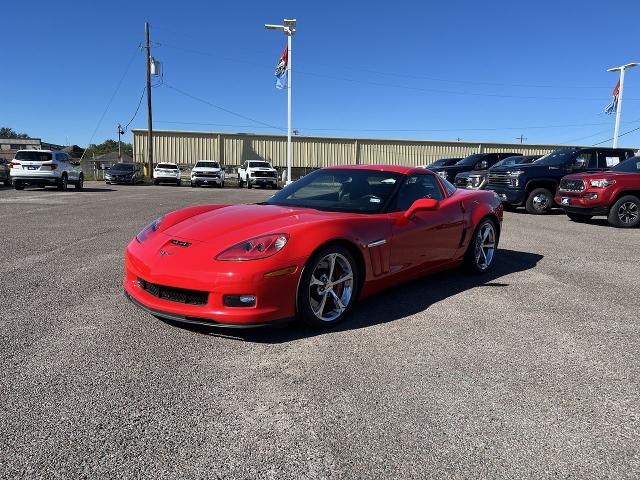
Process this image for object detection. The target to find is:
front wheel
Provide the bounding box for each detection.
[566,212,592,223]
[608,195,640,228]
[525,188,554,214]
[247,180,252,189]
[298,246,359,328]
[75,175,83,190]
[465,218,498,273]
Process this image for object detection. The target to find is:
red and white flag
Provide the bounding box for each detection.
[274,45,288,89]
[603,80,620,114]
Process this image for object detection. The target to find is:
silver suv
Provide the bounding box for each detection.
[10,150,83,190]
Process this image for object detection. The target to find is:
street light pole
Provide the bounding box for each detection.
[265,19,296,184]
[607,63,638,148]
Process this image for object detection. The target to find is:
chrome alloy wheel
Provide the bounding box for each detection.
[308,253,354,322]
[474,222,496,270]
[532,193,550,211]
[618,201,639,225]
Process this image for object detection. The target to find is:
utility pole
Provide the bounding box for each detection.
[145,21,153,177]
[117,124,124,161]
[516,134,527,144]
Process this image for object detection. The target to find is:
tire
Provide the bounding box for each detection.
[14,181,24,190]
[75,175,83,190]
[607,195,640,228]
[237,176,243,188]
[221,180,225,188]
[3,180,10,187]
[464,217,498,273]
[106,181,111,185]
[153,179,159,185]
[297,245,359,328]
[57,174,68,191]
[176,179,181,187]
[566,212,592,223]
[191,181,197,188]
[525,187,554,214]
[247,180,252,189]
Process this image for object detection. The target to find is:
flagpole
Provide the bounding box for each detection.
[607,62,638,148]
[287,32,292,185]
[613,68,625,148]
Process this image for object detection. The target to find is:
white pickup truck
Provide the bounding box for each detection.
[237,160,278,189]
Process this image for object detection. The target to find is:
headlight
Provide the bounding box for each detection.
[589,179,615,188]
[215,233,289,261]
[469,176,484,188]
[136,217,163,243]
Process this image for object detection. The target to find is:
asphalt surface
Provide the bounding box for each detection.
[0,182,638,479]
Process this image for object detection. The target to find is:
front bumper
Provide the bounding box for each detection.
[124,239,304,327]
[249,177,277,185]
[106,176,135,184]
[192,176,222,185]
[554,193,610,216]
[487,186,526,205]
[154,176,181,183]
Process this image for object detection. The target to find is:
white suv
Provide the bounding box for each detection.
[10,150,83,190]
[190,160,225,188]
[153,163,182,186]
[237,160,278,189]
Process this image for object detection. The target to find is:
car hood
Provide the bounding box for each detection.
[562,170,632,180]
[456,169,487,178]
[162,204,353,246]
[192,167,221,172]
[490,164,555,175]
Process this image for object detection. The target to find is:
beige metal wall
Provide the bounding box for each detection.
[132,129,625,168]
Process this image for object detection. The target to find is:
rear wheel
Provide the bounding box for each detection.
[3,180,10,187]
[608,195,640,228]
[566,212,592,223]
[176,179,181,187]
[237,175,243,188]
[14,181,24,190]
[57,174,68,191]
[153,179,159,185]
[75,174,83,190]
[525,187,553,214]
[298,246,359,328]
[465,218,498,273]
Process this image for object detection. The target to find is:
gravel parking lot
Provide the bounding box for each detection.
[1,182,638,479]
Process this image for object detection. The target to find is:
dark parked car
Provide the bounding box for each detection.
[486,147,636,214]
[455,155,541,190]
[0,159,10,186]
[105,163,144,185]
[421,157,462,169]
[430,152,521,183]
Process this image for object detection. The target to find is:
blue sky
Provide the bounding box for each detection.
[3,0,640,148]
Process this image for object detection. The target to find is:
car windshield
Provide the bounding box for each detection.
[249,161,271,168]
[195,161,220,168]
[110,163,134,172]
[493,156,524,168]
[428,158,460,168]
[266,169,402,213]
[455,154,485,167]
[612,157,640,173]
[156,163,177,169]
[15,151,52,162]
[534,148,578,166]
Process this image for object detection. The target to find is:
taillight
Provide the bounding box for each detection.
[9,161,20,169]
[49,163,58,170]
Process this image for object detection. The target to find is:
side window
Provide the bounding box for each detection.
[572,151,596,169]
[597,151,623,168]
[395,174,444,211]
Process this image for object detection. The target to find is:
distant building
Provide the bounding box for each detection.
[0,138,84,161]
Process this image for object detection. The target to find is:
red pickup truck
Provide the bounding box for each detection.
[555,156,640,228]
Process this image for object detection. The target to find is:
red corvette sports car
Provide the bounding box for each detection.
[124,165,503,328]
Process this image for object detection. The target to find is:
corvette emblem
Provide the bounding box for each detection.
[159,249,174,256]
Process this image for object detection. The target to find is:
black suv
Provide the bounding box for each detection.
[486,147,636,214]
[455,155,541,190]
[430,152,521,184]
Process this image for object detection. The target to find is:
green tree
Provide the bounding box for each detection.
[0,127,30,139]
[84,139,133,158]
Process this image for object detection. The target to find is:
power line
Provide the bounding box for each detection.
[80,47,140,159]
[123,86,147,131]
[161,82,286,132]
[593,125,640,146]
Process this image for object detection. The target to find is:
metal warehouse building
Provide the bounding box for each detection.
[131,128,609,174]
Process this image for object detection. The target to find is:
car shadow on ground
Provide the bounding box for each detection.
[161,248,544,344]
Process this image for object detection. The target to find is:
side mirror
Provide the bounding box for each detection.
[400,198,439,222]
[476,161,488,170]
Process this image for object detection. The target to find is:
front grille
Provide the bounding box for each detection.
[195,172,220,178]
[559,178,585,192]
[138,278,208,305]
[488,173,511,187]
[253,171,276,178]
